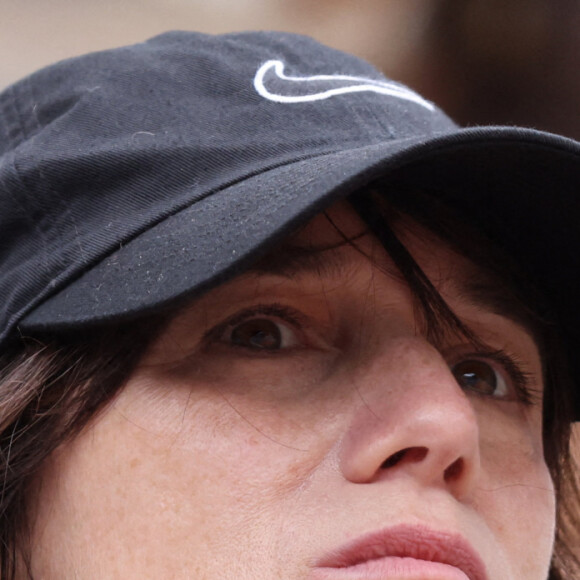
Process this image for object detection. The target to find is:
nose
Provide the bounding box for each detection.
[339,337,481,500]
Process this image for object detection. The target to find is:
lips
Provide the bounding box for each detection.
[312,524,488,580]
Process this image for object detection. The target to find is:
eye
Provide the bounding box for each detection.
[223,315,301,351]
[203,303,334,357]
[451,359,508,398]
[203,304,310,354]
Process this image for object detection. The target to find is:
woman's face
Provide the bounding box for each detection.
[29,203,555,579]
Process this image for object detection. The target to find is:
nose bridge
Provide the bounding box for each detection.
[339,335,480,497]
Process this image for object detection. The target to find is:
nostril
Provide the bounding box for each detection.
[381,447,428,469]
[381,449,407,469]
[444,457,464,482]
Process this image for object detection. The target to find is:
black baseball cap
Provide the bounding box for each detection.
[1,31,579,416]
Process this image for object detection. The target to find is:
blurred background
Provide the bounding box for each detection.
[2,0,579,138]
[1,0,579,510]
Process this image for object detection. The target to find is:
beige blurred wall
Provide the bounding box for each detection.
[0,0,429,89]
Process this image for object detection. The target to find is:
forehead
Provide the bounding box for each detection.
[249,200,539,342]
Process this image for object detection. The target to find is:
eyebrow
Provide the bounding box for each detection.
[246,243,539,339]
[457,276,541,339]
[247,242,376,279]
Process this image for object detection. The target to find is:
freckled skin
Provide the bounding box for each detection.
[28,203,555,579]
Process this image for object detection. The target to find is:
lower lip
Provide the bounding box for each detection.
[311,556,471,579]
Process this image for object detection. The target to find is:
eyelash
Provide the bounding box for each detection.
[203,303,540,405]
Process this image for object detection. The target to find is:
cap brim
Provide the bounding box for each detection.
[19,125,580,416]
[21,125,580,327]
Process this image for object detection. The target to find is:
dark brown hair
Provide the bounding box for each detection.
[0,184,578,578]
[0,321,166,579]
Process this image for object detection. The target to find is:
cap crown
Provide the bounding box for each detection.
[0,31,454,344]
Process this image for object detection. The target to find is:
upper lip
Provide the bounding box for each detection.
[315,524,488,580]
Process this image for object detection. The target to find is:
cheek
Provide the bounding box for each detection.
[476,406,556,577]
[125,359,349,459]
[28,376,333,577]
[476,459,555,578]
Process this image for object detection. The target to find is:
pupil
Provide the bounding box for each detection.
[231,319,282,350]
[453,360,496,395]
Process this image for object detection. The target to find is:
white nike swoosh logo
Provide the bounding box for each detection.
[253,59,434,110]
